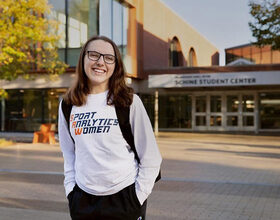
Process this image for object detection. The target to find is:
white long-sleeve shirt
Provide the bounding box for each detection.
[58,91,162,205]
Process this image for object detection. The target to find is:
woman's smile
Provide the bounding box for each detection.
[92,68,106,75]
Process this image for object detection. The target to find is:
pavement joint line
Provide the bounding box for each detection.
[1,169,280,188]
[161,177,280,187]
[0,169,63,175]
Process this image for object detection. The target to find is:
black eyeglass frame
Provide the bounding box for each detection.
[86,51,116,64]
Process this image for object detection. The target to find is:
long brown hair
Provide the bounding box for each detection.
[64,35,133,107]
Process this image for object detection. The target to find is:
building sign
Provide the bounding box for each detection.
[148,71,280,88]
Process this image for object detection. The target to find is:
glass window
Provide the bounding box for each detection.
[3,89,67,132]
[210,116,222,126]
[260,93,280,129]
[99,0,131,73]
[211,96,221,112]
[251,46,262,64]
[48,0,66,48]
[48,0,66,62]
[112,1,122,47]
[5,90,43,132]
[196,116,206,126]
[43,90,62,131]
[169,37,183,67]
[189,48,197,67]
[159,95,192,129]
[196,96,206,112]
[227,95,238,112]
[99,0,112,38]
[242,95,254,112]
[243,116,254,126]
[227,116,238,126]
[121,6,131,72]
[67,0,99,66]
[169,39,179,67]
[139,94,154,127]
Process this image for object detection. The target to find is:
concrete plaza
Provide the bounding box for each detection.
[0,133,280,220]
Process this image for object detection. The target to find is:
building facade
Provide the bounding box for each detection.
[148,65,280,134]
[226,43,280,65]
[0,0,219,133]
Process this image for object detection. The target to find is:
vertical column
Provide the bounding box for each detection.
[191,95,196,130]
[42,90,45,124]
[1,98,5,131]
[154,90,158,136]
[206,94,210,129]
[254,92,259,134]
[238,93,242,130]
[221,94,227,130]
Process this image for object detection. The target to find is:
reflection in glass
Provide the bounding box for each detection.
[67,0,98,66]
[3,89,66,132]
[113,1,122,47]
[210,116,222,126]
[227,95,238,112]
[139,94,154,127]
[5,90,42,132]
[196,116,206,126]
[169,38,180,67]
[196,96,206,112]
[243,116,254,126]
[260,93,280,129]
[68,0,89,47]
[99,0,112,38]
[159,95,192,129]
[227,116,238,126]
[242,95,254,112]
[210,96,221,112]
[99,0,131,72]
[48,0,66,48]
[48,0,66,62]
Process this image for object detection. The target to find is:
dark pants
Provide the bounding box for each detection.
[67,183,147,220]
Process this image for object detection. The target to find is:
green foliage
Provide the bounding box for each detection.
[0,89,8,98]
[0,0,68,81]
[249,0,280,50]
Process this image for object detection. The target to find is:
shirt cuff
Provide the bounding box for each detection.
[135,188,149,205]
[65,182,76,197]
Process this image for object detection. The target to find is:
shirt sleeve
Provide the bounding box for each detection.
[130,94,162,205]
[58,101,76,197]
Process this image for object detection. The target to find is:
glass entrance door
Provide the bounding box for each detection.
[260,93,280,129]
[193,95,207,129]
[193,93,256,131]
[210,95,222,128]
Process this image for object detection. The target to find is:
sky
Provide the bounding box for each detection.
[160,0,255,66]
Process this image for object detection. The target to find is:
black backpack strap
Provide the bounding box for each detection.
[61,99,74,143]
[115,105,161,182]
[115,106,140,164]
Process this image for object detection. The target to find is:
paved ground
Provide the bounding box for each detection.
[0,132,280,220]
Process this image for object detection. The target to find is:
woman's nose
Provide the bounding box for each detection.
[96,55,105,65]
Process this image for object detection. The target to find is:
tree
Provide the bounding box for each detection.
[0,0,68,83]
[249,0,280,50]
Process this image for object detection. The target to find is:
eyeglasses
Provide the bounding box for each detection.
[87,51,116,64]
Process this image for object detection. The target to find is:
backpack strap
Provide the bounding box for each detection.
[115,105,161,182]
[61,99,74,143]
[115,106,140,164]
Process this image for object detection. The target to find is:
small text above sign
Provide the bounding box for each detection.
[148,71,280,88]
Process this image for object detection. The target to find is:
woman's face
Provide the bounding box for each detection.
[84,39,116,91]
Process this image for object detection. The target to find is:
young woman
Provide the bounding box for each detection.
[58,35,162,220]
